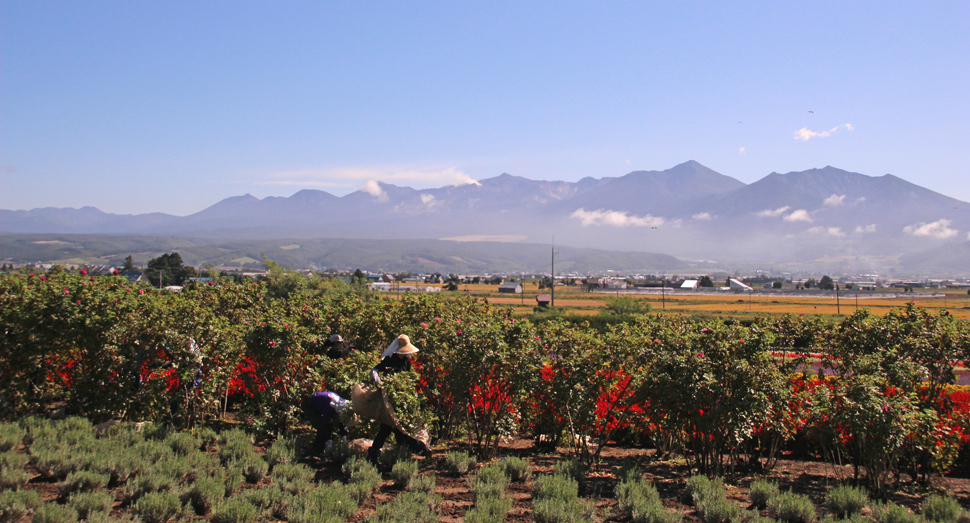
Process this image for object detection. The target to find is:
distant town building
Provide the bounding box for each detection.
[498,282,523,294]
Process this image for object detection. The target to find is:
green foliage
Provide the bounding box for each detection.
[470,464,510,501]
[604,296,652,316]
[29,503,79,523]
[749,479,780,510]
[499,456,532,482]
[211,497,259,523]
[616,478,667,522]
[0,423,25,451]
[921,494,964,523]
[871,501,921,523]
[235,453,269,483]
[464,496,512,523]
[552,458,586,485]
[686,475,740,523]
[767,492,817,523]
[824,485,869,519]
[533,474,579,502]
[391,459,419,489]
[164,432,200,456]
[265,436,297,469]
[285,485,357,523]
[132,490,183,523]
[342,457,382,501]
[533,497,597,523]
[0,489,42,523]
[408,475,436,495]
[270,462,315,495]
[68,490,114,520]
[185,476,225,515]
[59,470,110,495]
[368,490,440,523]
[443,451,476,475]
[0,451,30,490]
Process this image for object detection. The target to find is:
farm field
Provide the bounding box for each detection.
[393,283,970,320]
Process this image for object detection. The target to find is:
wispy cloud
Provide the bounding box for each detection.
[420,193,438,208]
[362,180,388,202]
[794,123,854,141]
[739,147,746,154]
[756,206,791,218]
[784,209,813,222]
[809,226,845,237]
[855,224,877,234]
[571,208,664,228]
[903,219,959,239]
[823,194,846,207]
[256,165,480,191]
[692,212,712,221]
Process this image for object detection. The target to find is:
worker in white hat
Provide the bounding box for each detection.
[366,334,431,464]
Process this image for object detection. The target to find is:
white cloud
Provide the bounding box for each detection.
[823,194,846,207]
[692,212,712,221]
[809,226,845,237]
[739,147,746,154]
[784,209,813,222]
[362,180,388,202]
[420,193,438,208]
[756,206,791,218]
[855,224,877,234]
[256,165,480,191]
[855,196,866,204]
[570,208,665,228]
[903,219,958,239]
[794,123,854,141]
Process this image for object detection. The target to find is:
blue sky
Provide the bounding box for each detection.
[2,2,968,215]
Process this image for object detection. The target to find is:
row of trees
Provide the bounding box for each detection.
[2,270,970,490]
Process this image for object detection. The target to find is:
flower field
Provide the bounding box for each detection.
[3,270,970,520]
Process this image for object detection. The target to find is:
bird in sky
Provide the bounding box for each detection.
[808,110,814,113]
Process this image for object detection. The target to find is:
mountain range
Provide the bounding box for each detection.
[3,161,969,275]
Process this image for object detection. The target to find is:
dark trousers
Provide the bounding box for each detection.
[301,396,340,452]
[367,423,425,461]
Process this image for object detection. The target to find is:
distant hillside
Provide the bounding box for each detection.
[0,234,688,274]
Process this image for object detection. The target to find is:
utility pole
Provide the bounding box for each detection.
[551,239,559,308]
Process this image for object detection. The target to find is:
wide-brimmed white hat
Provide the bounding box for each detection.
[381,334,419,359]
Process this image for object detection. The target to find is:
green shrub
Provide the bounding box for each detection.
[30,445,75,479]
[698,497,741,523]
[164,432,199,456]
[871,501,920,523]
[0,423,25,451]
[211,497,259,523]
[471,464,510,501]
[368,490,440,523]
[84,513,140,523]
[343,457,382,501]
[391,459,419,489]
[616,478,662,518]
[219,439,256,465]
[533,474,579,502]
[122,472,176,503]
[235,453,269,483]
[768,492,817,523]
[552,458,586,485]
[0,451,31,490]
[185,476,225,515]
[922,495,963,523]
[533,497,595,523]
[686,475,725,507]
[0,489,43,522]
[749,480,780,510]
[500,457,532,483]
[139,422,170,441]
[29,503,78,523]
[271,462,315,495]
[464,496,512,523]
[240,484,290,514]
[265,437,297,469]
[286,485,357,523]
[825,485,869,519]
[820,515,869,523]
[192,427,219,451]
[380,444,414,470]
[408,475,436,495]
[443,451,476,475]
[224,466,245,497]
[68,490,114,519]
[60,470,110,495]
[132,490,182,523]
